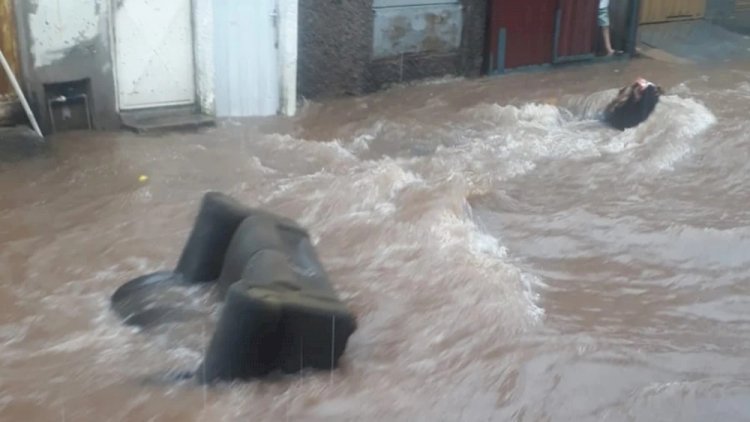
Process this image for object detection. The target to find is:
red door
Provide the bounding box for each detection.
[555,0,599,61]
[488,0,557,71]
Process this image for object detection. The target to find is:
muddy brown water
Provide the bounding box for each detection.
[1,59,750,421]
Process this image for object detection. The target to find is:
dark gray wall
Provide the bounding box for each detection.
[297,0,487,100]
[706,0,736,21]
[610,0,638,53]
[706,0,750,34]
[13,0,119,134]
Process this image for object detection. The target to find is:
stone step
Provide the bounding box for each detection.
[120,106,215,134]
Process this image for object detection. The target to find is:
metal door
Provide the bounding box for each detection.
[213,0,280,117]
[114,0,196,110]
[640,0,706,23]
[488,0,557,72]
[554,0,598,63]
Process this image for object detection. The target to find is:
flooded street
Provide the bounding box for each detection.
[2,58,750,421]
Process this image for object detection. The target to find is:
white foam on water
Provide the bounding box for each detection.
[736,81,750,95]
[611,378,750,422]
[607,95,716,174]
[561,88,619,120]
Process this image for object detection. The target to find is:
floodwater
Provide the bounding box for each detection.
[1,58,750,421]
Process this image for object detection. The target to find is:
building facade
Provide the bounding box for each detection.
[10,0,298,133]
[5,0,710,135]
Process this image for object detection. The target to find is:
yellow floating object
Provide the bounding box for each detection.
[138,175,149,183]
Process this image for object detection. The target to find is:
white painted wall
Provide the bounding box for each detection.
[194,0,215,115]
[278,0,298,116]
[27,0,105,68]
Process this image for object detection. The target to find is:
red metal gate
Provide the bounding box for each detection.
[487,0,602,72]
[554,0,599,62]
[487,0,557,72]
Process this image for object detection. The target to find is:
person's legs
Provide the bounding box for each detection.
[598,7,615,55]
[602,26,615,55]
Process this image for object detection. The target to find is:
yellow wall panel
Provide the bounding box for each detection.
[640,0,706,24]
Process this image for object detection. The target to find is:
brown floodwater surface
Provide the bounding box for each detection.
[2,59,750,421]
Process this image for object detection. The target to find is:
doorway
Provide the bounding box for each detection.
[113,0,196,110]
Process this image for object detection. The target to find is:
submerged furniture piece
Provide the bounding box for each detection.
[604,78,663,131]
[111,192,357,383]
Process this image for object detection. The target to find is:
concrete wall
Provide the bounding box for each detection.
[297,0,487,100]
[14,0,119,132]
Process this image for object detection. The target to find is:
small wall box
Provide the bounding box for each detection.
[44,79,93,132]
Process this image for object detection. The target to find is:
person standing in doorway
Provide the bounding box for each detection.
[598,0,622,56]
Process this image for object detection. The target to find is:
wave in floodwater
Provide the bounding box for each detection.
[0,71,738,422]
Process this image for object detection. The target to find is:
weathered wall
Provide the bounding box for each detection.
[368,0,486,90]
[297,0,487,100]
[14,0,118,132]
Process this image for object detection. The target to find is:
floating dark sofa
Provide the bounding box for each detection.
[604,78,663,131]
[111,192,357,383]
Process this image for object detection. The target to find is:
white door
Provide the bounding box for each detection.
[213,0,280,117]
[114,0,196,110]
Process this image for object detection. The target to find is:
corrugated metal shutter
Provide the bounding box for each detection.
[640,0,706,24]
[488,0,557,71]
[555,0,599,61]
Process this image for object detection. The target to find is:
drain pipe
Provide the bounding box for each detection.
[0,49,43,139]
